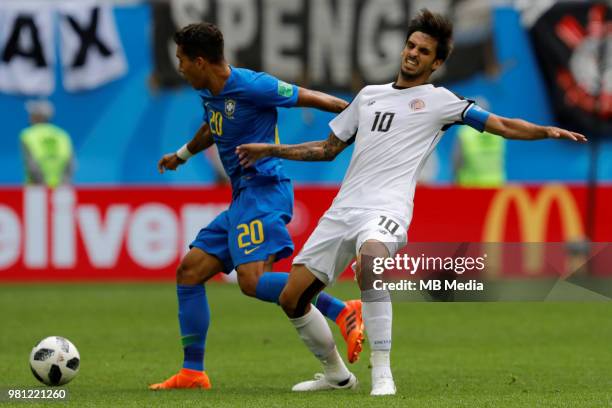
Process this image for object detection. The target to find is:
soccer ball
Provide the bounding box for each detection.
[29,336,80,386]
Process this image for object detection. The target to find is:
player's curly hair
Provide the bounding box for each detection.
[174,22,224,63]
[406,9,454,62]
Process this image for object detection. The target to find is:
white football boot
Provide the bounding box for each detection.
[292,373,358,392]
[370,374,396,396]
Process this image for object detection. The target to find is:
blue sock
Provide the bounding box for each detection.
[255,272,346,322]
[255,272,289,303]
[312,292,346,322]
[177,284,209,371]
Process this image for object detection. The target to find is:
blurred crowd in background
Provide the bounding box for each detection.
[0,0,609,187]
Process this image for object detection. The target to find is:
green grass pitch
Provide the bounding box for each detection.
[1,282,611,407]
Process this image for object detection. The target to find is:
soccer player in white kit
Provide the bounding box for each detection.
[236,9,586,396]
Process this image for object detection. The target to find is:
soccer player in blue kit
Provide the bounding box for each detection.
[150,23,363,390]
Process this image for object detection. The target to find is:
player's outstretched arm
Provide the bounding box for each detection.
[484,114,587,142]
[236,132,349,168]
[296,87,349,113]
[158,123,215,173]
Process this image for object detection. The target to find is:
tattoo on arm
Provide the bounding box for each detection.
[275,141,326,161]
[322,133,347,159]
[273,133,348,162]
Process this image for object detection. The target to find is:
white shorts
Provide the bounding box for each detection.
[293,207,408,285]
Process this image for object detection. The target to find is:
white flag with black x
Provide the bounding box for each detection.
[0,1,55,95]
[58,2,127,92]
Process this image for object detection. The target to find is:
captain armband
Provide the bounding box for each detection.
[463,104,491,132]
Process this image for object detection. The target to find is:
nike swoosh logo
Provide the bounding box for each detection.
[244,246,261,255]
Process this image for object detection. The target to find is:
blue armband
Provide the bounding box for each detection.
[463,104,490,132]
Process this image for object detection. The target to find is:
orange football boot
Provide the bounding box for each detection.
[335,299,364,363]
[149,368,211,390]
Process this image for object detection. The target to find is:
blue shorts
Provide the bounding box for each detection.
[190,181,294,273]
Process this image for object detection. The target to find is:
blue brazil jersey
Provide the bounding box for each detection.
[191,67,299,272]
[198,67,299,192]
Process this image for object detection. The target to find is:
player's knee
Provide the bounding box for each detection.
[176,262,203,285]
[359,240,389,289]
[237,272,258,297]
[236,262,265,297]
[176,249,222,285]
[279,289,299,318]
[361,240,389,259]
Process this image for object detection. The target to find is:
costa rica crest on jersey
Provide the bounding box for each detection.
[409,99,425,111]
[225,99,236,118]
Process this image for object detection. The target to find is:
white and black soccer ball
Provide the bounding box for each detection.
[29,336,80,386]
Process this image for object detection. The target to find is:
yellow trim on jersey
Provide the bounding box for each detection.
[275,126,280,144]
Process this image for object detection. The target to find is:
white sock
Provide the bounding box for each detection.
[290,306,350,382]
[362,291,393,352]
[363,295,393,380]
[371,350,393,379]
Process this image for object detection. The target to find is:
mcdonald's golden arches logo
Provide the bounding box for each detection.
[483,185,585,276]
[483,184,584,242]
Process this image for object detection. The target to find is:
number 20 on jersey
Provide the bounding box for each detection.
[210,111,223,136]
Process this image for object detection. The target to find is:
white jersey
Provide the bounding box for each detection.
[329,83,475,224]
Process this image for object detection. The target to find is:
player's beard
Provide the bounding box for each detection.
[399,61,433,82]
[399,66,423,81]
[400,67,417,81]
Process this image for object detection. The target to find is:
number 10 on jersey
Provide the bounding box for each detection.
[371,112,395,132]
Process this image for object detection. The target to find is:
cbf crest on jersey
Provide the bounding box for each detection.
[225,99,236,118]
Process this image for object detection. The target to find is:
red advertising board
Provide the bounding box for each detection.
[0,184,610,281]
